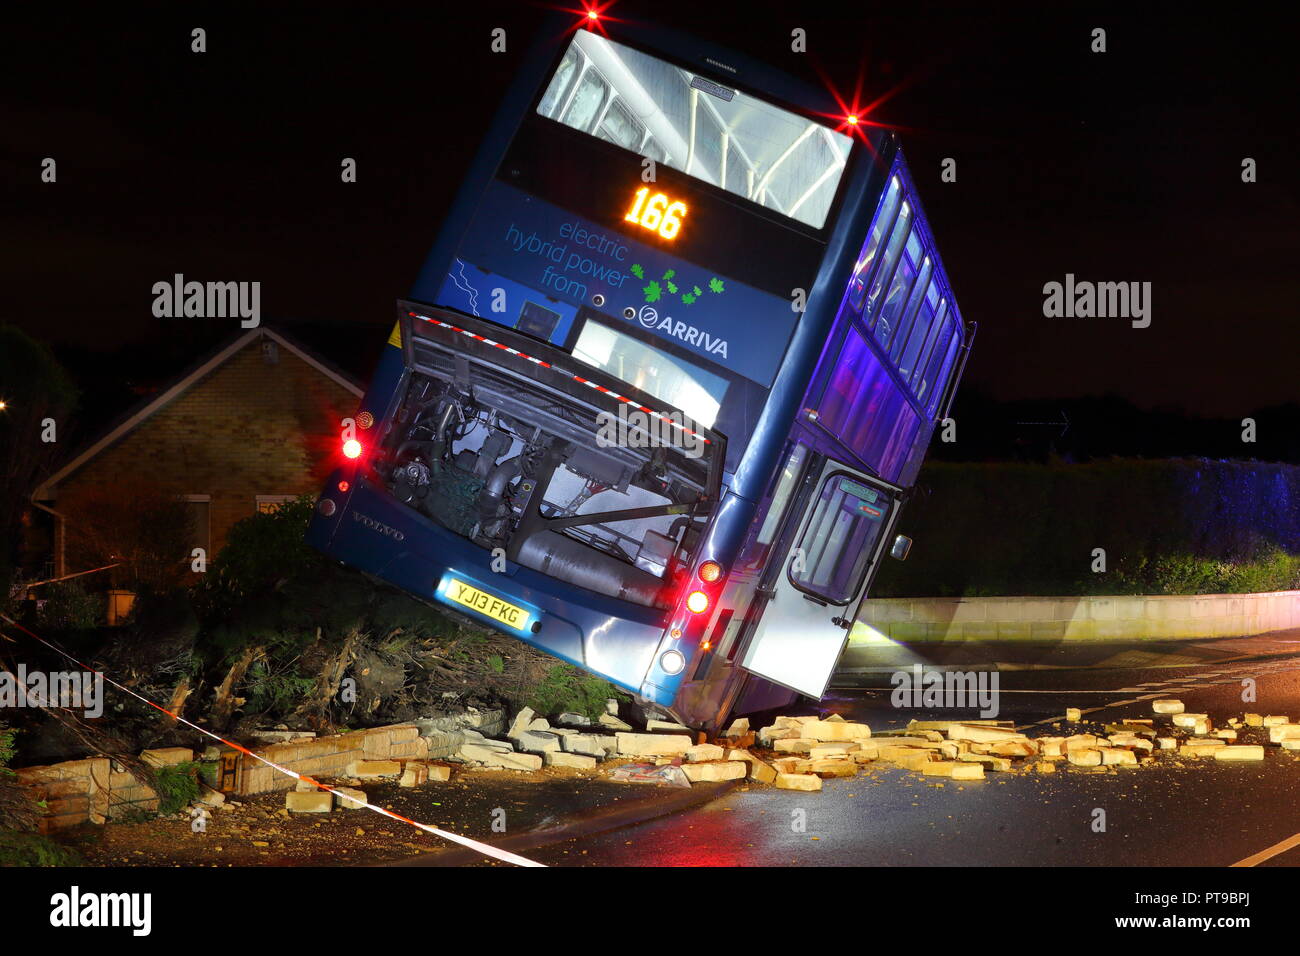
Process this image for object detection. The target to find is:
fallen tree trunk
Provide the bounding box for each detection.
[211,646,262,730]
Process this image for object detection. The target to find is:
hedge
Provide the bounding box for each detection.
[871,459,1300,597]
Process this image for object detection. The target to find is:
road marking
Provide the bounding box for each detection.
[1231,832,1300,868]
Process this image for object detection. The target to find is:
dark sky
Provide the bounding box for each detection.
[3,1,1297,419]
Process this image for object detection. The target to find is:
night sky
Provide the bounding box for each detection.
[4,1,1296,428]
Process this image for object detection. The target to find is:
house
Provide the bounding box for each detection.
[32,327,363,577]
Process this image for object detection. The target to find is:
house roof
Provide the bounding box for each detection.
[33,326,364,501]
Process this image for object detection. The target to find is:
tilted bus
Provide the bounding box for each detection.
[306,13,974,729]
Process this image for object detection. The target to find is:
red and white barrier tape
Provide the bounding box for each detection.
[0,612,545,867]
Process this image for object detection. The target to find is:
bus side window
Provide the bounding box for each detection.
[863,202,912,334]
[874,226,923,352]
[789,473,893,604]
[846,177,901,317]
[746,444,809,570]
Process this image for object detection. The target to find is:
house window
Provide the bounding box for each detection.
[256,495,296,514]
[183,495,211,558]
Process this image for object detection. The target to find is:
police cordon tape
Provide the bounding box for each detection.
[0,612,545,867]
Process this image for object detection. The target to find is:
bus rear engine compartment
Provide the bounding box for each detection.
[378,347,720,612]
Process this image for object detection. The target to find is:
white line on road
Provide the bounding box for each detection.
[1231,832,1300,868]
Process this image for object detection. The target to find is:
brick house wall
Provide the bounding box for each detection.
[39,330,361,572]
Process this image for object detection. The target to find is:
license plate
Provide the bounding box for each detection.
[442,577,530,631]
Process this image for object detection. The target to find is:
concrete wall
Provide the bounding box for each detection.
[15,724,425,833]
[854,590,1300,644]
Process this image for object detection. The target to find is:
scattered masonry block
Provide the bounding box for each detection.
[775,773,822,792]
[682,761,748,783]
[286,791,333,813]
[1099,748,1138,766]
[810,759,857,778]
[1213,729,1238,740]
[774,738,816,754]
[427,764,452,782]
[945,724,1026,744]
[507,707,535,739]
[350,760,402,779]
[851,749,879,765]
[1171,713,1207,728]
[1185,737,1225,748]
[1035,760,1057,774]
[1038,737,1065,757]
[615,732,693,757]
[1152,700,1185,715]
[1157,737,1177,750]
[951,762,985,781]
[1262,715,1290,727]
[961,754,1012,772]
[598,713,633,731]
[333,787,367,810]
[921,761,960,777]
[891,750,936,771]
[978,740,1037,758]
[1244,713,1263,727]
[1281,739,1300,751]
[685,743,726,762]
[1180,744,1222,757]
[1063,734,1100,751]
[1065,708,1083,721]
[727,749,778,783]
[1215,746,1265,761]
[809,742,859,760]
[1267,724,1300,743]
[399,763,429,787]
[723,717,750,738]
[1067,749,1102,767]
[800,719,872,742]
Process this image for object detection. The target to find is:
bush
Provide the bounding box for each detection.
[38,580,101,630]
[151,761,203,816]
[873,459,1300,597]
[0,829,80,867]
[526,664,629,721]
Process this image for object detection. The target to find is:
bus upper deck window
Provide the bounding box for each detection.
[864,203,912,331]
[846,178,902,317]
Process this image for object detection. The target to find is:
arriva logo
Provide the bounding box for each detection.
[352,511,406,541]
[638,306,728,359]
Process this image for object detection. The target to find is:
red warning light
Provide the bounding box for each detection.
[343,439,362,459]
[686,590,709,615]
[846,114,859,126]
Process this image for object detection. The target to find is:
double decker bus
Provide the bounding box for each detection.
[306,12,974,729]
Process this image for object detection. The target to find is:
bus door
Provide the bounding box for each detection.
[739,457,900,699]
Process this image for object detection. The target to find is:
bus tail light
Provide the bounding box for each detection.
[342,439,362,459]
[686,590,709,614]
[697,560,723,583]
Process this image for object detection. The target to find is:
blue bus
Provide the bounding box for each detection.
[306,13,973,729]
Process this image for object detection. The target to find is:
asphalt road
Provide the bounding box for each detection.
[525,632,1300,867]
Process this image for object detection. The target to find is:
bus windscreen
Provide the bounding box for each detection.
[537,30,852,229]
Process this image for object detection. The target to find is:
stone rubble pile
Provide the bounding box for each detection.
[279,695,1300,813]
